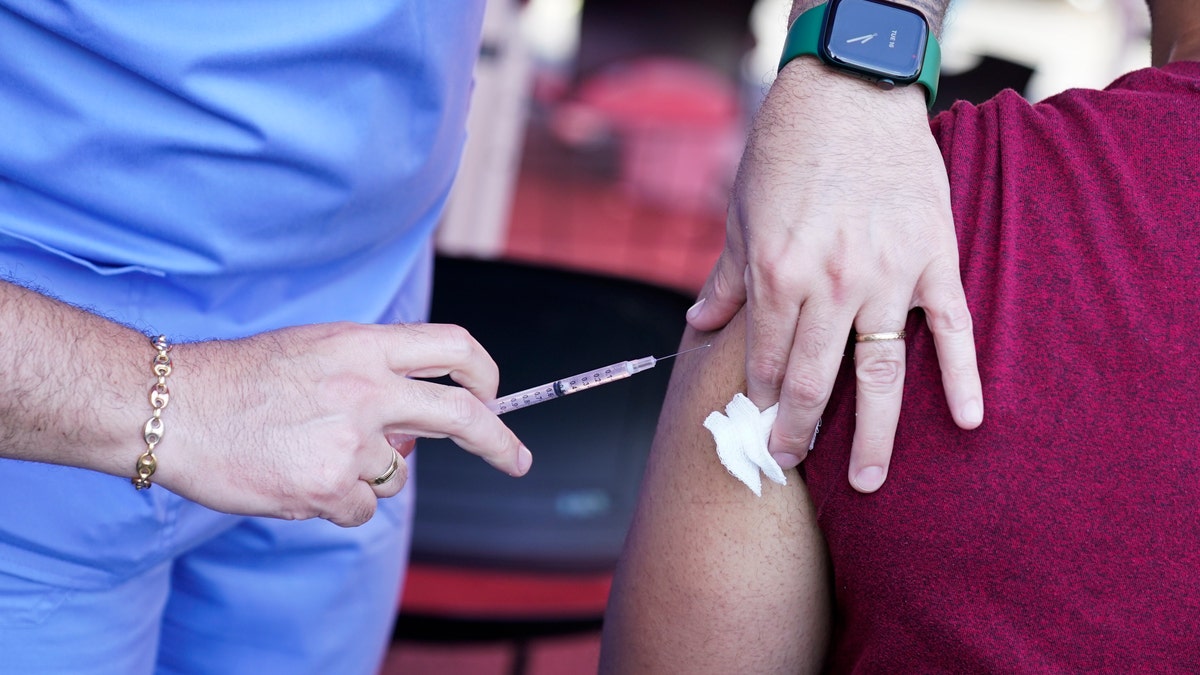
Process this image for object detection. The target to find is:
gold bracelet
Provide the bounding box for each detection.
[132,335,172,490]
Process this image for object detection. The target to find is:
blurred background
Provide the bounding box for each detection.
[386,0,1152,673]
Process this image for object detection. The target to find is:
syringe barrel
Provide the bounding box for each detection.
[486,359,653,415]
[555,360,637,395]
[486,382,559,414]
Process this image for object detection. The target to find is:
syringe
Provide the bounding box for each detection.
[487,344,710,415]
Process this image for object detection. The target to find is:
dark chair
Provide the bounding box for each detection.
[393,255,693,674]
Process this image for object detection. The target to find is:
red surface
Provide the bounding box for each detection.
[381,633,602,675]
[400,564,613,619]
[503,161,725,293]
[569,57,739,126]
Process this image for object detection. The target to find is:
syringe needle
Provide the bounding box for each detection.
[656,343,712,362]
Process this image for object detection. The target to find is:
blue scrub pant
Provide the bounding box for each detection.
[0,457,415,674]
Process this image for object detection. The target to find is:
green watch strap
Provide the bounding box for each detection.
[777,2,941,110]
[917,31,941,108]
[777,3,826,68]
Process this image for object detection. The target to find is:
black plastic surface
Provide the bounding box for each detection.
[410,256,693,572]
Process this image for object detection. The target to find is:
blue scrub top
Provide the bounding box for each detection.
[0,0,487,339]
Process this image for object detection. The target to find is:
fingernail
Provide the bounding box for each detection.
[853,466,886,493]
[686,298,706,322]
[961,399,984,427]
[772,452,805,470]
[517,445,533,475]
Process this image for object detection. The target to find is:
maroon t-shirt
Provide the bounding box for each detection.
[802,62,1200,672]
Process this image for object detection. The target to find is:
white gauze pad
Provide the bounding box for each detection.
[703,393,785,497]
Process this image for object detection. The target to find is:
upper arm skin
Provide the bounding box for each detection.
[599,310,831,673]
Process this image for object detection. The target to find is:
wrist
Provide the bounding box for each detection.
[773,56,929,117]
[790,0,945,35]
[131,335,174,489]
[87,333,174,482]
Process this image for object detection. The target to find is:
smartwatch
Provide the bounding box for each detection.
[778,0,940,109]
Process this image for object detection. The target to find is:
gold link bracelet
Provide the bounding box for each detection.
[132,335,172,489]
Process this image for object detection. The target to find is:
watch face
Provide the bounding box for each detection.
[822,0,928,83]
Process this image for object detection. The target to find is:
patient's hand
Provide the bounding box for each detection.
[686,60,983,492]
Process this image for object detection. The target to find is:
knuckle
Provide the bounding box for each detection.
[854,431,896,456]
[855,351,904,394]
[771,424,815,452]
[277,506,311,522]
[709,262,741,299]
[752,255,806,296]
[318,373,378,410]
[442,387,483,430]
[794,320,837,359]
[281,485,336,522]
[854,345,902,384]
[331,501,375,529]
[331,480,380,525]
[309,458,361,502]
[821,248,852,289]
[324,426,372,459]
[747,352,787,391]
[326,320,362,336]
[780,371,830,410]
[434,323,477,358]
[941,357,980,383]
[494,433,522,466]
[348,501,376,527]
[927,298,974,335]
[309,479,349,509]
[311,321,368,353]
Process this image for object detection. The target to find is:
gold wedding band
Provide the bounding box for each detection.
[855,330,907,343]
[370,451,402,486]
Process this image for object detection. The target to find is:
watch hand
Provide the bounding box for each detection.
[847,33,878,44]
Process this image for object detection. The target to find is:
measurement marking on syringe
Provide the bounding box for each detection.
[487,344,710,415]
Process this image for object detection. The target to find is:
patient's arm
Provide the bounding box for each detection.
[599,311,831,673]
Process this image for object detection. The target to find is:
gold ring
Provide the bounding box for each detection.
[370,451,401,486]
[855,330,907,343]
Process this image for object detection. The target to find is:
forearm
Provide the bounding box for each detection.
[0,279,148,476]
[0,277,532,525]
[600,315,830,672]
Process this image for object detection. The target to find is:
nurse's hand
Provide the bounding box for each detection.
[686,61,982,493]
[160,322,530,527]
